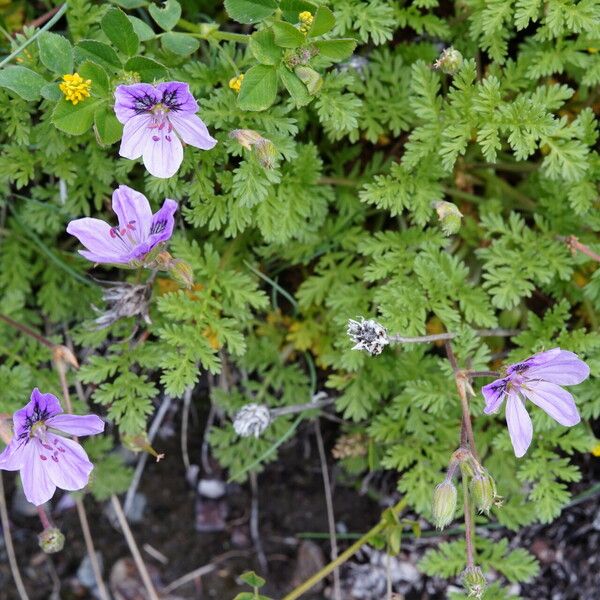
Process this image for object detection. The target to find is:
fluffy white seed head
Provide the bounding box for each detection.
[347,317,389,356]
[233,403,271,438]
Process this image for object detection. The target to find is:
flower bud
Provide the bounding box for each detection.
[294,66,322,95]
[38,527,65,554]
[431,480,457,529]
[462,566,486,599]
[233,404,271,438]
[470,469,497,514]
[229,129,277,169]
[434,200,463,235]
[168,259,194,289]
[122,432,165,462]
[433,47,464,75]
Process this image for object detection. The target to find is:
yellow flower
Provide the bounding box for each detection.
[59,73,91,105]
[591,442,600,457]
[298,10,314,33]
[228,74,244,93]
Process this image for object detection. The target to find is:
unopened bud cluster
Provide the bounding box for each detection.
[462,566,486,599]
[431,449,499,529]
[347,317,389,356]
[230,129,277,169]
[298,11,314,33]
[433,47,464,74]
[332,433,368,459]
[434,200,463,235]
[38,527,65,554]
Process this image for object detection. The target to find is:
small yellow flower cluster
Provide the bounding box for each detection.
[59,73,92,105]
[228,74,244,93]
[298,10,313,33]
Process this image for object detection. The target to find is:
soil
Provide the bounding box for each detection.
[1,414,600,600]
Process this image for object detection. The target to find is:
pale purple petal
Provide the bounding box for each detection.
[482,378,508,414]
[142,128,183,178]
[46,414,105,437]
[43,437,94,492]
[147,198,178,246]
[112,185,153,242]
[78,250,133,264]
[0,438,26,470]
[119,113,151,160]
[169,113,217,150]
[13,389,62,438]
[507,348,562,376]
[524,349,590,386]
[505,394,533,458]
[20,440,57,506]
[521,381,581,427]
[67,218,126,261]
[114,83,160,123]
[156,81,198,113]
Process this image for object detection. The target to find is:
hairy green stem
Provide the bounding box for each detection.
[461,467,476,569]
[0,3,67,68]
[0,313,54,348]
[281,497,408,600]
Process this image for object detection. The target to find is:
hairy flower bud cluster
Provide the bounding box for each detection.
[433,47,464,74]
[233,403,271,438]
[298,10,314,33]
[462,566,486,599]
[431,480,457,529]
[347,317,389,355]
[434,200,463,235]
[230,129,277,169]
[332,433,368,459]
[38,527,65,554]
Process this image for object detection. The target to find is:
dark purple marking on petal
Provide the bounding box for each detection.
[162,89,183,111]
[40,455,47,461]
[133,93,158,115]
[150,219,167,235]
[152,135,160,141]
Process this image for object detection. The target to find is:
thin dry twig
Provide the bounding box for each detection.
[75,498,111,600]
[249,471,268,574]
[124,394,173,517]
[181,386,193,473]
[56,360,110,600]
[162,550,249,593]
[388,327,520,344]
[314,420,341,600]
[0,472,30,600]
[111,494,160,600]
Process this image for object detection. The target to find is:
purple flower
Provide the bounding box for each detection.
[482,348,589,457]
[0,389,104,506]
[114,81,217,178]
[67,185,177,265]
